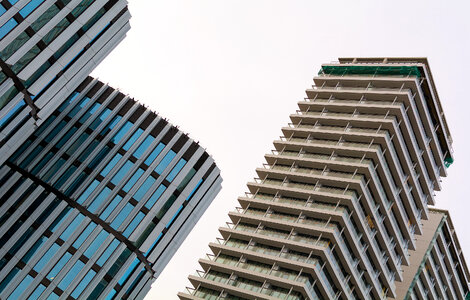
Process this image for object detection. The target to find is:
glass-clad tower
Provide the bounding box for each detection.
[179,58,469,300]
[0,1,223,299]
[0,77,222,299]
[0,0,131,165]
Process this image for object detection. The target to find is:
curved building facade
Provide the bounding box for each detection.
[0,77,222,299]
[0,0,131,166]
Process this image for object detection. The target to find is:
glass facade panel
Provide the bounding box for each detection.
[101,153,122,177]
[0,18,18,40]
[111,203,134,229]
[87,186,111,213]
[145,184,166,209]
[122,168,144,192]
[134,135,154,159]
[27,284,46,300]
[96,239,120,267]
[155,150,176,174]
[111,121,133,144]
[84,230,108,258]
[90,108,111,130]
[22,236,48,264]
[73,222,97,248]
[0,267,20,294]
[71,269,96,298]
[33,243,60,272]
[100,115,122,137]
[79,102,100,124]
[19,0,43,17]
[46,252,72,281]
[110,160,134,185]
[60,213,85,241]
[133,176,156,201]
[100,195,122,220]
[123,128,144,151]
[123,211,145,237]
[166,158,186,182]
[144,142,165,165]
[57,260,85,290]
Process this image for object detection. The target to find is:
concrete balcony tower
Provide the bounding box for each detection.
[178,58,470,300]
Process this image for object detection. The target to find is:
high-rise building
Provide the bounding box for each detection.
[0,1,223,299]
[0,77,222,299]
[178,58,470,300]
[0,0,131,165]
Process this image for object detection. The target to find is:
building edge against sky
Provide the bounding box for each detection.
[0,1,222,300]
[178,58,470,300]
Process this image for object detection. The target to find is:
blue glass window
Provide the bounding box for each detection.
[0,267,20,294]
[78,139,100,162]
[111,203,134,229]
[110,160,134,185]
[84,230,108,258]
[134,135,154,159]
[100,153,122,177]
[66,131,89,156]
[58,92,79,112]
[27,284,46,300]
[0,99,25,130]
[166,205,183,228]
[126,267,146,295]
[0,18,18,40]
[22,236,48,264]
[57,260,85,290]
[60,213,85,241]
[122,168,144,192]
[44,120,67,143]
[88,145,111,169]
[56,126,78,149]
[187,179,203,200]
[100,115,121,137]
[48,208,72,233]
[46,292,59,300]
[118,258,139,285]
[77,179,100,204]
[99,195,122,220]
[166,158,187,182]
[123,128,144,151]
[96,239,120,266]
[19,0,43,17]
[133,176,156,201]
[73,222,96,248]
[144,233,163,257]
[43,157,66,182]
[68,96,90,118]
[72,269,96,298]
[111,121,133,144]
[47,252,72,281]
[123,212,145,238]
[145,184,166,209]
[79,102,100,124]
[87,186,111,213]
[33,243,60,272]
[144,142,165,165]
[9,274,38,299]
[106,289,117,300]
[90,108,111,130]
[155,150,176,175]
[0,5,6,17]
[53,164,77,189]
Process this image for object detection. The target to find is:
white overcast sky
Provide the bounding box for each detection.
[92,0,470,298]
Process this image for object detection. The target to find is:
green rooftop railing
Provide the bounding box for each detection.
[319,65,421,77]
